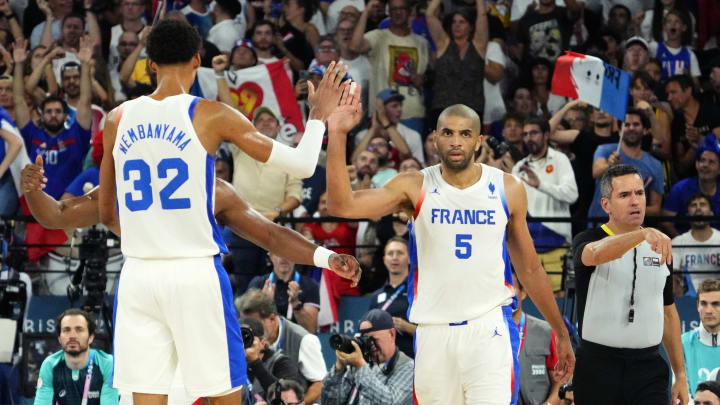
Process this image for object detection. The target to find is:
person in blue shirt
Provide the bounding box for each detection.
[682,279,720,399]
[12,37,92,200]
[588,108,664,221]
[663,134,720,237]
[34,308,118,405]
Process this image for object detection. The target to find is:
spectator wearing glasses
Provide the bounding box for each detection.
[108,0,147,72]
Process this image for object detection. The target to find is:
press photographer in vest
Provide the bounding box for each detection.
[571,164,689,405]
[34,309,118,405]
[321,309,414,405]
[511,270,563,405]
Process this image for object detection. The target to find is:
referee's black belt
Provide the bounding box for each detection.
[579,339,660,358]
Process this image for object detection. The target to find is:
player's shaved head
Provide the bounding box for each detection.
[437,104,481,135]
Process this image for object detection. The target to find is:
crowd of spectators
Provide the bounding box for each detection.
[0,0,719,402]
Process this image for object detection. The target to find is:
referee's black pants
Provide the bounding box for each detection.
[574,340,670,405]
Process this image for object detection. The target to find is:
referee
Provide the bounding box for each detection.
[571,165,689,405]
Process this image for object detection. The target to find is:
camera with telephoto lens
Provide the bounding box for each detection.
[486,136,510,159]
[329,334,376,363]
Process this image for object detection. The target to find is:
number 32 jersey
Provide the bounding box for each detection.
[113,94,228,259]
[408,164,515,324]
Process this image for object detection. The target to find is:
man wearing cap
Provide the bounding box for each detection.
[230,39,259,70]
[322,309,414,405]
[622,36,650,74]
[352,89,423,166]
[228,105,303,293]
[663,134,720,237]
[239,317,305,401]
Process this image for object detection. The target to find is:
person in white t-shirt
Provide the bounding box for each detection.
[483,40,506,125]
[207,0,245,53]
[672,193,720,295]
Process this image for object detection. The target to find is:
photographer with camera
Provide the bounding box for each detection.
[240,317,305,403]
[34,309,117,405]
[322,309,413,405]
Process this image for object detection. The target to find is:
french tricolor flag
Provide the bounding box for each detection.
[551,51,631,121]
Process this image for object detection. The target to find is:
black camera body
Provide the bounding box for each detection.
[486,136,511,159]
[329,334,376,363]
[241,326,254,348]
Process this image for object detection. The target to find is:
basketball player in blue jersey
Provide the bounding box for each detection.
[96,19,360,405]
[325,90,575,404]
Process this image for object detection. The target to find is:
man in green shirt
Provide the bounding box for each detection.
[34,309,118,405]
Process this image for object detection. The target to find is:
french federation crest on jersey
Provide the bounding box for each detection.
[488,182,497,199]
[643,257,660,267]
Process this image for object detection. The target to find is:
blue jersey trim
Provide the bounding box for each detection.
[213,255,247,387]
[188,96,200,121]
[205,154,229,254]
[406,222,419,320]
[502,305,520,405]
[502,228,517,310]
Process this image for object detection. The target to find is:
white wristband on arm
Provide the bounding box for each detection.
[313,246,334,269]
[265,119,325,178]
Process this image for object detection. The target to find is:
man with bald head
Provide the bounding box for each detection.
[326,98,575,404]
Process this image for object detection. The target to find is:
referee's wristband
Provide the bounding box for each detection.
[313,246,334,269]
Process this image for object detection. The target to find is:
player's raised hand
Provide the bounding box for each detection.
[328,253,361,287]
[21,155,47,193]
[328,82,362,136]
[553,334,575,382]
[307,61,350,123]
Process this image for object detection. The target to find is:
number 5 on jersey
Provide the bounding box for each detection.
[455,234,472,259]
[123,158,191,211]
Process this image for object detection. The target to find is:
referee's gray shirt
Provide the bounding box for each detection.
[572,225,674,349]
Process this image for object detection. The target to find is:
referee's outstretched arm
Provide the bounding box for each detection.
[581,227,672,266]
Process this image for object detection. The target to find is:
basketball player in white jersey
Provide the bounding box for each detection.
[97,19,360,405]
[325,90,575,404]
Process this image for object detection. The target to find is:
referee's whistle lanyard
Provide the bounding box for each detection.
[80,350,95,405]
[601,223,639,323]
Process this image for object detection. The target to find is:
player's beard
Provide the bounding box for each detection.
[440,148,474,171]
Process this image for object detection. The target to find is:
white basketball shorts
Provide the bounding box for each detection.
[413,305,520,404]
[112,255,246,397]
